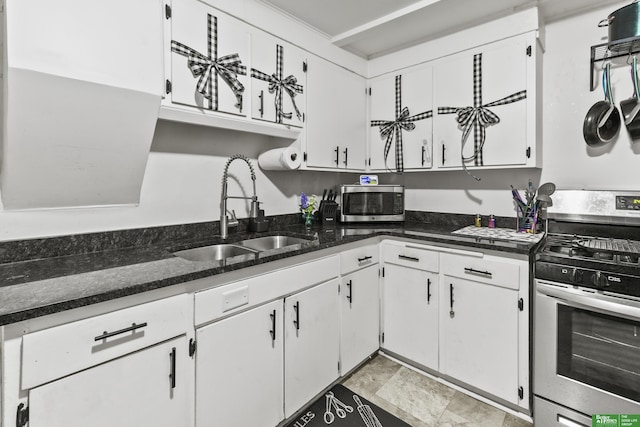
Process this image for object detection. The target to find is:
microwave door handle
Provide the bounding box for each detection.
[537,282,640,322]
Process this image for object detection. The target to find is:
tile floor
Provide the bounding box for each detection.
[342,354,533,427]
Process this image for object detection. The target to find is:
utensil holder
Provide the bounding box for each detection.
[516,206,538,233]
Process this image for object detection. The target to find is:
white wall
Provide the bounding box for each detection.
[0,122,345,241]
[0,2,634,240]
[402,1,638,218]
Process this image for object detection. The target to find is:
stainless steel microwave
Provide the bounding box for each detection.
[339,185,404,222]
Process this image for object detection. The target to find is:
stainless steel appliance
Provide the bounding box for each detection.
[339,185,404,222]
[534,190,640,426]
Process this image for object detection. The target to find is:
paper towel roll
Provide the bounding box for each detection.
[258,147,302,171]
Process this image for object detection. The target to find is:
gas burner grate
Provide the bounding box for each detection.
[576,238,640,256]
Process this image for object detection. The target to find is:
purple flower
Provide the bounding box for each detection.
[300,192,309,209]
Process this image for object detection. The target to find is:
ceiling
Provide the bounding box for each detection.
[258,0,624,58]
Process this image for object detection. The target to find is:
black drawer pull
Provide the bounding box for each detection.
[258,90,264,117]
[293,302,300,331]
[357,256,372,262]
[169,347,176,389]
[346,280,353,303]
[269,309,277,341]
[449,283,455,318]
[334,146,340,165]
[427,278,432,304]
[399,254,420,262]
[94,322,148,341]
[464,267,493,278]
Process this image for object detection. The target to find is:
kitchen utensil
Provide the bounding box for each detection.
[599,1,640,53]
[324,394,335,424]
[353,395,383,427]
[537,182,556,196]
[621,56,640,138]
[536,194,553,206]
[583,62,621,146]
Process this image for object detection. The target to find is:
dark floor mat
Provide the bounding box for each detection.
[285,384,412,427]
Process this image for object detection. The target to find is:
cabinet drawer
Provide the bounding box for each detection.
[340,245,379,275]
[195,255,339,325]
[22,294,191,389]
[441,253,521,290]
[382,243,439,272]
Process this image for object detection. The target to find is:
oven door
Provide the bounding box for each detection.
[535,280,640,417]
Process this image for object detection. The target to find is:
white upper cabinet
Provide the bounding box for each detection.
[433,33,537,171]
[304,55,367,170]
[169,0,250,116]
[250,36,306,128]
[369,64,434,173]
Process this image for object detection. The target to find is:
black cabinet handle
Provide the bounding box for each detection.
[399,254,420,262]
[346,280,353,303]
[258,90,264,117]
[334,146,340,165]
[293,302,300,331]
[464,267,493,278]
[169,347,176,389]
[343,147,348,166]
[94,322,147,341]
[427,278,432,304]
[449,283,455,318]
[442,143,446,165]
[357,256,372,263]
[421,146,426,166]
[269,309,276,341]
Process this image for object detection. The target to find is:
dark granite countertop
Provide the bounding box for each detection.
[0,212,543,326]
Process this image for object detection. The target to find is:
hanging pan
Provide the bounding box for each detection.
[620,56,640,138]
[583,62,621,146]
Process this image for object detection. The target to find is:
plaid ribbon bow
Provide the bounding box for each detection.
[438,53,526,179]
[251,44,303,123]
[171,14,247,111]
[371,75,433,173]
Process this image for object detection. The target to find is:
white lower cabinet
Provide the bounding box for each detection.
[440,275,518,403]
[195,299,284,427]
[13,294,193,427]
[284,278,340,417]
[340,264,380,374]
[382,263,439,371]
[28,336,190,427]
[439,252,526,406]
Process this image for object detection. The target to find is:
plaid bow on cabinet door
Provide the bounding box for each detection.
[250,37,306,127]
[369,66,434,174]
[433,38,530,176]
[170,1,249,115]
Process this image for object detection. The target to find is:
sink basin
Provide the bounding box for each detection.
[238,235,310,251]
[173,244,256,262]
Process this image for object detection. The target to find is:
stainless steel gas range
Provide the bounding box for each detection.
[533,190,640,426]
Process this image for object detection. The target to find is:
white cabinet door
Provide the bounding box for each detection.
[170,0,249,115]
[439,276,519,404]
[305,55,367,170]
[382,264,438,371]
[28,336,191,427]
[433,36,530,170]
[369,65,433,173]
[195,300,284,427]
[251,35,306,127]
[284,279,340,417]
[340,264,380,374]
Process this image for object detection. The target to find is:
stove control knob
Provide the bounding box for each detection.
[569,268,583,284]
[593,271,609,288]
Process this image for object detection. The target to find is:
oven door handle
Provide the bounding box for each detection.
[537,282,640,322]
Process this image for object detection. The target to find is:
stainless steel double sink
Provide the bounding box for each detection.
[173,235,311,262]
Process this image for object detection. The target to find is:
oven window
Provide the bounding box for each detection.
[343,192,399,215]
[557,305,640,403]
